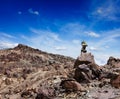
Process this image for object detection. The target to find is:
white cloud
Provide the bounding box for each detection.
[30,28,61,42]
[21,35,28,40]
[60,23,86,37]
[87,28,120,65]
[0,32,18,49]
[59,23,100,38]
[105,46,109,49]
[28,26,120,66]
[72,40,81,44]
[97,9,102,14]
[30,28,41,34]
[87,32,100,37]
[94,54,109,65]
[23,28,64,53]
[20,28,80,58]
[0,42,18,49]
[1,23,118,66]
[18,11,22,15]
[55,46,67,51]
[0,32,15,38]
[28,8,39,15]
[89,46,98,51]
[96,29,120,47]
[91,0,120,21]
[49,33,61,42]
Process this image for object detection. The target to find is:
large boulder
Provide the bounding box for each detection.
[88,63,102,79]
[60,79,85,92]
[74,63,101,83]
[101,71,120,88]
[74,52,102,83]
[74,53,95,68]
[107,57,120,68]
[110,74,120,88]
[74,64,92,83]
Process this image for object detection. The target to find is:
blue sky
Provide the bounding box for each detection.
[0,0,120,65]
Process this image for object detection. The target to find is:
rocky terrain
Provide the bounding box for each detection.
[0,44,120,99]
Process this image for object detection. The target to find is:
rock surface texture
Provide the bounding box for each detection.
[0,44,120,99]
[74,53,95,68]
[74,52,101,83]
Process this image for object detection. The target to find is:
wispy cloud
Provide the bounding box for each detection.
[21,28,80,58]
[91,0,120,21]
[95,29,120,47]
[72,40,81,44]
[59,23,100,39]
[94,54,110,65]
[0,32,15,38]
[28,8,39,15]
[89,46,98,51]
[60,23,86,37]
[20,28,64,53]
[0,22,120,65]
[30,28,61,42]
[28,24,120,65]
[87,31,100,38]
[0,32,18,49]
[18,11,22,15]
[0,41,17,49]
[55,46,67,51]
[87,28,120,64]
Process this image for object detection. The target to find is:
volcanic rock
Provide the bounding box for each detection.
[0,44,75,98]
[36,87,55,99]
[88,63,102,79]
[74,53,95,68]
[110,74,120,88]
[74,64,92,83]
[107,57,120,68]
[74,52,101,83]
[60,79,85,92]
[0,44,120,98]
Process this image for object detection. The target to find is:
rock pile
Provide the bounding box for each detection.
[74,52,101,83]
[60,51,120,99]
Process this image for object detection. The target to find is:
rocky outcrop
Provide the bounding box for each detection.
[88,63,102,79]
[107,57,120,68]
[74,53,101,83]
[74,64,92,83]
[74,53,95,68]
[104,57,120,88]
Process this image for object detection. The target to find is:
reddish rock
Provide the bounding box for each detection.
[60,79,85,91]
[110,75,120,88]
